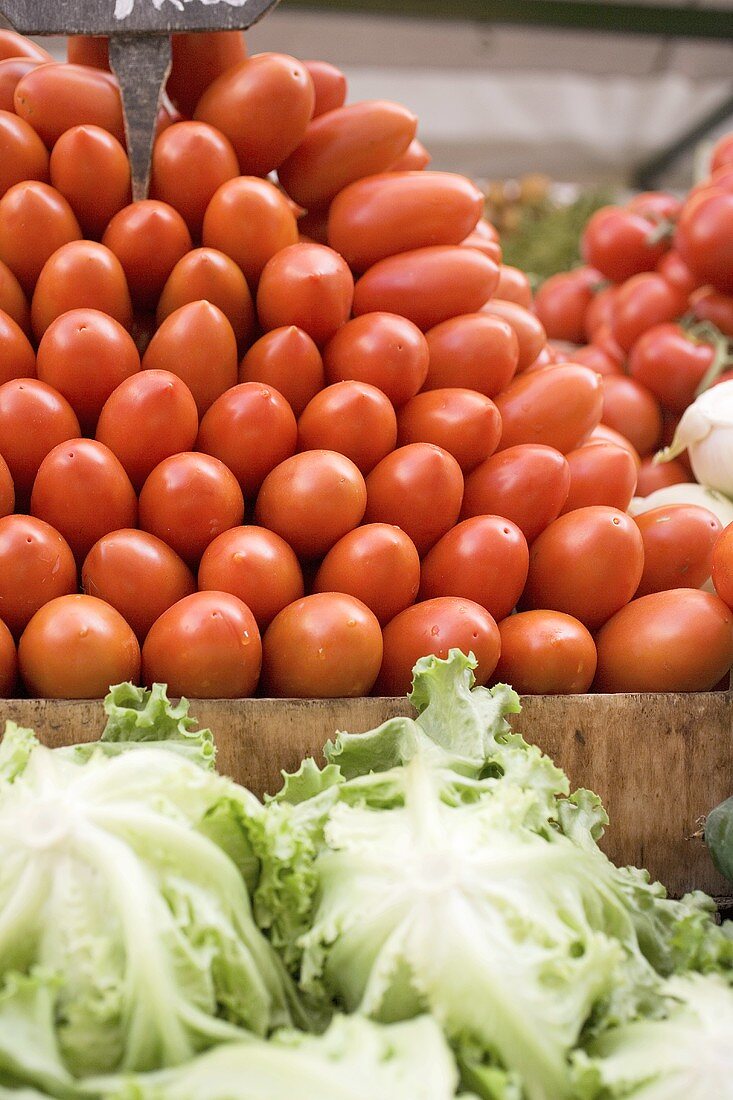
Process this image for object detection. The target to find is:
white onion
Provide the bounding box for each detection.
[657,380,733,496]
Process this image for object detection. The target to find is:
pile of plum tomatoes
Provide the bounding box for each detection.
[0,27,732,701]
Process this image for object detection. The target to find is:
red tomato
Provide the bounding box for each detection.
[0,379,80,499]
[584,284,616,340]
[635,456,689,497]
[0,618,16,696]
[19,594,140,699]
[533,268,600,345]
[389,139,431,172]
[323,312,429,406]
[0,110,49,197]
[167,31,248,117]
[194,53,314,175]
[419,515,528,621]
[461,228,502,265]
[376,596,500,696]
[495,364,603,454]
[0,59,47,115]
[31,438,137,563]
[494,610,597,695]
[95,370,199,491]
[83,529,195,642]
[0,308,35,385]
[634,505,721,597]
[0,515,77,637]
[494,265,532,308]
[0,258,30,333]
[0,453,13,518]
[561,443,638,514]
[327,171,483,271]
[364,443,464,556]
[396,388,502,473]
[66,36,109,70]
[569,344,622,377]
[676,189,733,293]
[583,424,642,468]
[628,323,713,413]
[627,190,682,223]
[303,60,347,116]
[14,63,124,147]
[202,176,299,288]
[49,125,130,240]
[297,381,397,475]
[313,523,420,626]
[31,241,133,341]
[353,246,499,332]
[689,286,733,336]
[712,133,733,173]
[261,592,382,698]
[278,100,417,210]
[657,249,699,298]
[594,589,733,692]
[461,444,570,543]
[0,30,52,62]
[255,450,367,559]
[0,181,81,295]
[198,526,304,631]
[151,122,239,238]
[525,344,559,373]
[582,206,668,283]
[480,299,546,372]
[256,243,354,346]
[600,375,662,458]
[712,523,733,608]
[139,452,244,567]
[239,326,324,417]
[591,322,626,370]
[142,590,261,698]
[197,382,298,499]
[36,309,140,433]
[610,272,686,352]
[157,247,255,348]
[143,300,238,417]
[423,313,519,397]
[522,506,644,630]
[102,200,192,311]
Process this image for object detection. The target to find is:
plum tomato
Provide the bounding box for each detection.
[323,312,429,406]
[297,381,397,475]
[198,526,304,631]
[102,200,192,311]
[628,324,714,414]
[82,529,195,642]
[239,326,324,417]
[635,455,688,497]
[676,189,733,294]
[423,313,519,397]
[19,594,140,699]
[365,442,464,556]
[49,125,130,239]
[31,240,133,340]
[610,272,686,352]
[712,523,733,608]
[600,375,662,458]
[261,592,383,698]
[582,206,668,283]
[396,388,502,473]
[202,176,299,288]
[0,181,81,295]
[494,265,532,308]
[143,300,238,417]
[256,243,354,347]
[583,424,642,468]
[0,308,34,385]
[0,110,49,197]
[196,382,298,499]
[561,442,638,514]
[167,30,248,117]
[0,515,77,637]
[139,452,244,567]
[634,505,721,597]
[0,454,12,518]
[480,299,546,372]
[419,515,529,622]
[0,257,30,333]
[594,589,733,693]
[304,59,347,117]
[495,364,603,454]
[0,379,80,499]
[157,247,255,349]
[521,506,645,631]
[142,590,261,699]
[313,523,420,626]
[14,63,125,147]
[376,596,500,696]
[0,58,47,115]
[569,344,622,377]
[389,138,431,172]
[255,450,367,559]
[584,284,617,340]
[0,30,52,62]
[0,617,16,696]
[494,610,597,695]
[95,370,199,491]
[533,268,600,345]
[461,444,570,543]
[151,122,239,238]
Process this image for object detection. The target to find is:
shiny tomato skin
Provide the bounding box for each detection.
[610,272,686,352]
[49,125,131,240]
[14,63,124,147]
[582,206,667,283]
[239,326,324,417]
[66,35,109,69]
[600,375,662,458]
[261,592,383,698]
[0,110,49,197]
[365,442,464,556]
[196,382,298,499]
[202,176,299,288]
[297,381,397,475]
[194,53,314,176]
[0,58,45,114]
[0,30,52,62]
[0,258,30,333]
[419,515,529,622]
[256,243,354,346]
[82,529,196,642]
[522,506,644,631]
[31,241,133,341]
[0,379,80,499]
[635,455,689,497]
[461,444,570,543]
[676,189,733,294]
[96,370,199,491]
[0,515,77,637]
[102,200,192,311]
[36,308,140,433]
[495,364,603,454]
[583,424,641,468]
[157,247,255,349]
[480,299,546,371]
[19,594,140,698]
[31,438,137,564]
[167,31,248,117]
[139,452,245,567]
[0,308,35,385]
[255,450,367,559]
[151,121,239,237]
[143,300,238,417]
[533,268,599,345]
[634,505,721,597]
[494,610,597,695]
[561,443,638,514]
[712,523,733,608]
[424,313,519,397]
[376,596,500,696]
[0,618,16,696]
[278,100,417,210]
[628,324,713,414]
[323,312,429,406]
[594,589,733,693]
[0,181,82,295]
[198,526,304,631]
[303,60,347,116]
[327,171,484,271]
[353,245,499,332]
[389,138,431,172]
[396,388,502,474]
[142,590,261,699]
[313,523,420,626]
[495,265,532,308]
[0,454,12,517]
[657,249,699,298]
[570,344,622,377]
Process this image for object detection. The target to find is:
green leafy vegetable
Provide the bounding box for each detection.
[706,796,733,883]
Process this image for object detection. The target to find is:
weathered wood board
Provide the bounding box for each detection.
[1,692,730,902]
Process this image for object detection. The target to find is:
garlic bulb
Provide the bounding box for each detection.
[656,380,733,495]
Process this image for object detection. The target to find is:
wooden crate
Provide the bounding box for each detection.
[1,691,731,903]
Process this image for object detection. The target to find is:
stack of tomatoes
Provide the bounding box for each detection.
[0,27,731,701]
